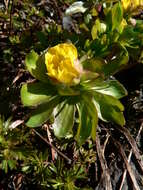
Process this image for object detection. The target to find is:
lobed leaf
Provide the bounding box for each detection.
[112,2,123,31]
[76,103,92,146]
[103,44,129,77]
[93,92,125,126]
[21,82,56,107]
[76,95,98,145]
[93,80,127,99]
[25,51,49,83]
[53,101,75,138]
[26,96,61,127]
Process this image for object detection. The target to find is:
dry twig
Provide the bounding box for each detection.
[104,127,141,190]
[119,122,143,190]
[114,124,143,173]
[95,133,112,190]
[4,0,9,12]
[44,124,57,161]
[102,133,110,155]
[33,129,72,164]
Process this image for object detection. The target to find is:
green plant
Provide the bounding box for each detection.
[0,115,35,173]
[20,41,127,145]
[23,153,90,189]
[1,0,143,189]
[19,1,143,146]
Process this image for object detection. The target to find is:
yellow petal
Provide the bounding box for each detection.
[122,0,143,10]
[121,0,130,10]
[45,43,80,85]
[48,43,78,63]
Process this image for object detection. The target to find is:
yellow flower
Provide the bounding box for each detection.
[121,0,143,10]
[121,0,131,10]
[45,43,82,85]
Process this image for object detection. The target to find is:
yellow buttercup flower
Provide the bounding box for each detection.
[121,0,143,10]
[121,0,131,10]
[45,43,82,85]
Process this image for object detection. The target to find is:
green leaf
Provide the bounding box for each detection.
[76,96,98,145]
[111,2,123,31]
[57,85,80,96]
[25,51,49,83]
[26,96,60,127]
[93,92,125,126]
[94,80,127,99]
[25,50,39,75]
[82,57,106,74]
[80,71,101,84]
[103,43,129,77]
[8,160,17,170]
[2,160,8,173]
[119,26,138,43]
[53,101,75,138]
[76,103,92,145]
[21,82,56,107]
[91,19,101,40]
[82,95,98,141]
